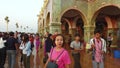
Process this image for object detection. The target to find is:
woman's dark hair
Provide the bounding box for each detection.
[23,34,29,42]
[53,34,65,47]
[74,34,80,37]
[20,33,24,39]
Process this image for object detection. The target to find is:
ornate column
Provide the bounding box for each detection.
[45,26,49,32]
[49,22,61,34]
[117,20,120,47]
[69,28,72,35]
[108,28,114,34]
[84,2,95,43]
[117,28,120,48]
[69,28,76,37]
[84,25,95,43]
[112,28,119,45]
[69,28,74,35]
[42,28,44,35]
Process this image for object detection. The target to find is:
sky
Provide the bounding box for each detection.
[0,0,44,33]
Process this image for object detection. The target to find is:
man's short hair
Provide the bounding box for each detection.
[9,32,14,36]
[74,34,80,37]
[94,29,102,34]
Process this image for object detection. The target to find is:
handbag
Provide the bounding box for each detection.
[46,48,64,68]
[47,61,58,68]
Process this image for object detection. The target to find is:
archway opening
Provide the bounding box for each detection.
[76,18,84,36]
[61,19,69,35]
[95,6,120,46]
[61,9,84,39]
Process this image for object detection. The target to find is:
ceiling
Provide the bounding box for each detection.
[62,10,81,18]
[99,6,120,15]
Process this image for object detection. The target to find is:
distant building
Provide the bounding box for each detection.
[38,0,120,46]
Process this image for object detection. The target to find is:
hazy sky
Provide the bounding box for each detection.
[0,0,44,33]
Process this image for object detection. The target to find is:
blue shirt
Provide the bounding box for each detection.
[20,41,31,56]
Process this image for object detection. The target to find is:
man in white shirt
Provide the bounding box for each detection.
[90,30,106,68]
[0,32,6,68]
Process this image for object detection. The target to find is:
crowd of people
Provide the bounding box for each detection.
[0,31,41,68]
[0,29,114,68]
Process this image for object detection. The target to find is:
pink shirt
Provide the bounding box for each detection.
[94,38,103,62]
[50,48,71,68]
